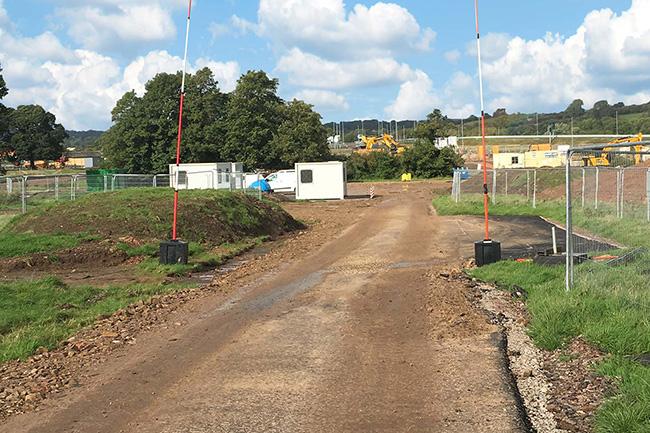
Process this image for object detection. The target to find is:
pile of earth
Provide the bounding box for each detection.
[6,188,304,244]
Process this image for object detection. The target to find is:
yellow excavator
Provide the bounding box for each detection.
[356,134,406,155]
[583,133,644,167]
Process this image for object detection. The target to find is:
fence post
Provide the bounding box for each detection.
[595,167,599,210]
[153,175,158,188]
[491,169,497,204]
[7,177,12,195]
[615,170,621,218]
[257,173,262,200]
[21,176,27,214]
[55,176,59,200]
[532,170,537,209]
[620,168,625,219]
[111,175,116,191]
[504,170,508,197]
[565,151,574,291]
[647,169,650,222]
[581,168,585,208]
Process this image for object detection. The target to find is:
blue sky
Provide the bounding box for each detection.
[0,0,647,130]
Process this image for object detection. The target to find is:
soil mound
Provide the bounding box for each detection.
[8,189,304,244]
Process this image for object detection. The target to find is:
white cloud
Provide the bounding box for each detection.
[385,71,439,120]
[385,70,478,120]
[479,0,650,113]
[257,0,435,59]
[54,0,188,51]
[466,32,511,62]
[0,4,240,130]
[293,89,349,111]
[230,15,259,35]
[444,50,461,64]
[276,48,417,90]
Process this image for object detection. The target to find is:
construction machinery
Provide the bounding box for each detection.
[356,134,406,155]
[583,133,644,167]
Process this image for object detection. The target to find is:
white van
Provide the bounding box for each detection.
[266,170,296,192]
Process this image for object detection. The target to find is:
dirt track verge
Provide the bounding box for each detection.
[456,270,612,433]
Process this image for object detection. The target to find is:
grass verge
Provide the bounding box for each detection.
[0,277,194,362]
[0,232,89,258]
[434,194,650,433]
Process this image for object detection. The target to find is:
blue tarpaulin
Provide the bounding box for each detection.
[248,179,272,192]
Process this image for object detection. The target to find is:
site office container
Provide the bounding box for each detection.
[493,153,525,169]
[295,161,347,200]
[523,150,564,168]
[168,162,242,190]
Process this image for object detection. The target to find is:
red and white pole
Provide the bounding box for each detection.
[474,0,490,241]
[172,0,192,240]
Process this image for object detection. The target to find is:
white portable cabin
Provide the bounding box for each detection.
[169,162,243,190]
[295,161,347,200]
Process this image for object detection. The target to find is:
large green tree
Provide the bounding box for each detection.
[223,71,284,169]
[270,100,330,166]
[415,109,456,143]
[100,68,228,173]
[9,105,67,169]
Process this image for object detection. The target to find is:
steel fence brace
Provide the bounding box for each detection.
[491,169,497,204]
[526,170,530,201]
[505,170,508,197]
[55,176,59,200]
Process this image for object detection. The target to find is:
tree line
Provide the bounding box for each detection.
[100,69,331,173]
[0,64,67,171]
[457,99,650,137]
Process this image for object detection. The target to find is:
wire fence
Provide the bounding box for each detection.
[0,171,267,215]
[452,161,650,289]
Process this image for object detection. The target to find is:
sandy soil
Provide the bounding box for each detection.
[0,181,557,433]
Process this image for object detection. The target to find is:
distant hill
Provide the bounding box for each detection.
[326,100,650,142]
[64,130,104,151]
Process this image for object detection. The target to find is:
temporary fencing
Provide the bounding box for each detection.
[0,171,267,214]
[452,162,650,289]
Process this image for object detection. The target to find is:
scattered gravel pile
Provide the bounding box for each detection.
[544,339,613,432]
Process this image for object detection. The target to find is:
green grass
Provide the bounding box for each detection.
[434,194,650,433]
[0,232,88,258]
[0,214,16,230]
[0,277,194,362]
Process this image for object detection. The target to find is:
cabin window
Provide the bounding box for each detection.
[300,170,313,184]
[177,171,188,187]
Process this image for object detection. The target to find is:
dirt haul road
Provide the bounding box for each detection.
[4,182,527,433]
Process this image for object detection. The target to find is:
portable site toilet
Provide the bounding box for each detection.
[295,161,347,200]
[169,162,242,190]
